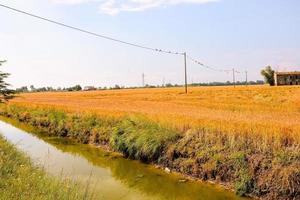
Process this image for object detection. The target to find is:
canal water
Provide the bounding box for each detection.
[0,118,247,200]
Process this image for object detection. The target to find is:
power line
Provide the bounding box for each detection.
[186,54,245,74]
[186,55,232,73]
[0,3,183,55]
[0,3,250,93]
[187,55,250,87]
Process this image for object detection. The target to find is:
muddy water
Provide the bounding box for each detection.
[0,118,248,200]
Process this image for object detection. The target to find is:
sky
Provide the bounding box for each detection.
[0,0,300,88]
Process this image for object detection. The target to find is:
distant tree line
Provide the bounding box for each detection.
[189,80,264,87]
[15,80,265,94]
[16,85,82,93]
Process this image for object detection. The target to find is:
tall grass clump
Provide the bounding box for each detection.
[110,116,180,162]
[0,136,90,200]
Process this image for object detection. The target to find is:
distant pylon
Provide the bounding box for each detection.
[232,68,236,87]
[142,73,145,87]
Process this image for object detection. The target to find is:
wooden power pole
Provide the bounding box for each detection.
[184,52,187,94]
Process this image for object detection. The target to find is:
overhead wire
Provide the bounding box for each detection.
[0,3,248,76]
[186,55,233,73]
[186,55,245,74]
[0,3,183,55]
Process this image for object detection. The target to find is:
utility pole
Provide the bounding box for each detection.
[232,68,236,88]
[184,52,188,94]
[142,73,145,87]
[245,70,248,86]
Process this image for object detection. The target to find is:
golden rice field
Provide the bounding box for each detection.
[11,85,300,139]
[5,85,300,199]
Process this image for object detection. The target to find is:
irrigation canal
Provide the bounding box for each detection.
[0,118,248,200]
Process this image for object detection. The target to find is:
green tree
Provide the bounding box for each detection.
[261,66,275,86]
[114,85,121,89]
[0,60,14,101]
[16,86,29,93]
[73,85,82,91]
[66,85,82,91]
[30,85,35,92]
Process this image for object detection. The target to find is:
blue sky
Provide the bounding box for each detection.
[1,0,300,88]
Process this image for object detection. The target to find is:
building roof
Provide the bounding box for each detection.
[275,71,300,75]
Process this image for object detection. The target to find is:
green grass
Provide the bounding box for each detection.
[0,136,89,200]
[110,116,180,162]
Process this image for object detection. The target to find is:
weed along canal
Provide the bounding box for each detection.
[0,118,247,200]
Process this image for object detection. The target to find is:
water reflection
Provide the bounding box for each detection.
[0,118,247,200]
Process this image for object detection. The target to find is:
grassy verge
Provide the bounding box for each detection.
[0,104,299,200]
[0,135,90,200]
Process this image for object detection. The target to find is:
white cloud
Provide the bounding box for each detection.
[51,0,219,15]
